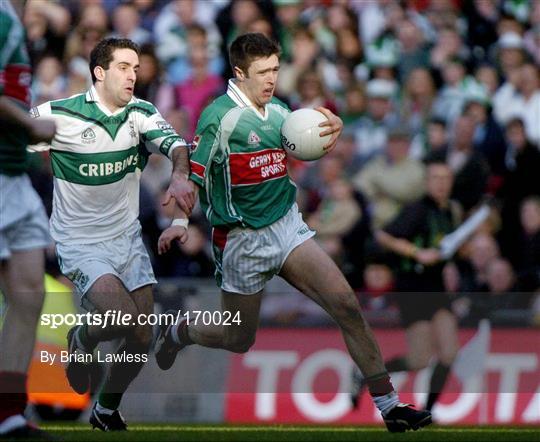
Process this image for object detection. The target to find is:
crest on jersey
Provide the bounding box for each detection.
[191,135,201,153]
[30,106,39,118]
[156,120,174,134]
[129,120,136,138]
[248,130,261,145]
[81,128,96,144]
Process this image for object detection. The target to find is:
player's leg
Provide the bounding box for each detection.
[90,284,154,430]
[189,289,262,352]
[155,290,262,370]
[425,308,459,411]
[386,320,433,372]
[0,249,45,434]
[66,274,141,395]
[279,238,431,430]
[280,239,386,376]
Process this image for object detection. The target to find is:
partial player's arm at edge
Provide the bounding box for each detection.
[0,97,55,145]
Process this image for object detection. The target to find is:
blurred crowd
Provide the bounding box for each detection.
[24,0,540,327]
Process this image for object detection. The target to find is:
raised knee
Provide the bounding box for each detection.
[408,355,431,371]
[226,335,255,354]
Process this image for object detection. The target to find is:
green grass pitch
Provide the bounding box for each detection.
[40,423,539,442]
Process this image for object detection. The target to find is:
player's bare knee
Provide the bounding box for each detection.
[408,354,431,371]
[225,334,256,354]
[7,290,45,319]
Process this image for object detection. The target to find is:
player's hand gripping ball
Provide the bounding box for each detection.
[281,108,332,161]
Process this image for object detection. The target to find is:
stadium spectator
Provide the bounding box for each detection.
[340,82,366,127]
[399,67,437,135]
[109,2,152,46]
[23,0,71,65]
[395,19,430,83]
[515,63,540,146]
[133,44,175,115]
[174,26,225,138]
[154,0,222,84]
[436,115,490,212]
[353,129,425,229]
[307,178,362,264]
[494,32,527,80]
[290,70,337,114]
[458,232,501,292]
[276,26,321,97]
[462,95,507,178]
[475,64,501,97]
[417,117,448,161]
[32,55,68,105]
[352,78,400,161]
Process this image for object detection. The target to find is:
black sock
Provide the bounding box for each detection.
[425,362,451,411]
[385,356,409,373]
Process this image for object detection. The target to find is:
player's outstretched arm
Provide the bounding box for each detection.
[163,147,196,215]
[0,96,55,144]
[315,106,343,153]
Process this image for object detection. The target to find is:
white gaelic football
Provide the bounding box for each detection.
[281,108,331,161]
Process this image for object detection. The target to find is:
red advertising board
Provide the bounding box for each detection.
[225,328,540,425]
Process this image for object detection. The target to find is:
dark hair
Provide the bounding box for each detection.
[89,38,140,84]
[229,33,280,75]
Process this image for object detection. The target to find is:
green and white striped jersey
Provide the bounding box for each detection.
[190,79,296,229]
[32,86,187,244]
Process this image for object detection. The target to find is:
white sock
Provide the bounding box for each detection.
[170,319,187,346]
[0,414,26,434]
[373,391,400,417]
[96,402,115,415]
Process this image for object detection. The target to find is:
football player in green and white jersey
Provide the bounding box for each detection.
[31,38,194,431]
[0,0,56,439]
[156,33,432,433]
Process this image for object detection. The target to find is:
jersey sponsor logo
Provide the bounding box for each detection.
[229,148,288,185]
[248,130,261,145]
[30,106,40,118]
[81,128,96,144]
[156,120,174,134]
[66,268,89,291]
[78,153,139,177]
[191,135,201,153]
[260,124,274,132]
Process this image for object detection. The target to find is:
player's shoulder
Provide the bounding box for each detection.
[199,94,237,126]
[32,92,85,118]
[128,97,158,116]
[269,96,291,112]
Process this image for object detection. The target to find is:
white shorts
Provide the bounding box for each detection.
[56,221,157,301]
[0,174,51,260]
[212,203,315,295]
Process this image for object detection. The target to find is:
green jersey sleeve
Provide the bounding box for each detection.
[189,111,221,188]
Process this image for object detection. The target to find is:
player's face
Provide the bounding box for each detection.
[102,48,139,108]
[426,164,453,204]
[236,54,279,109]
